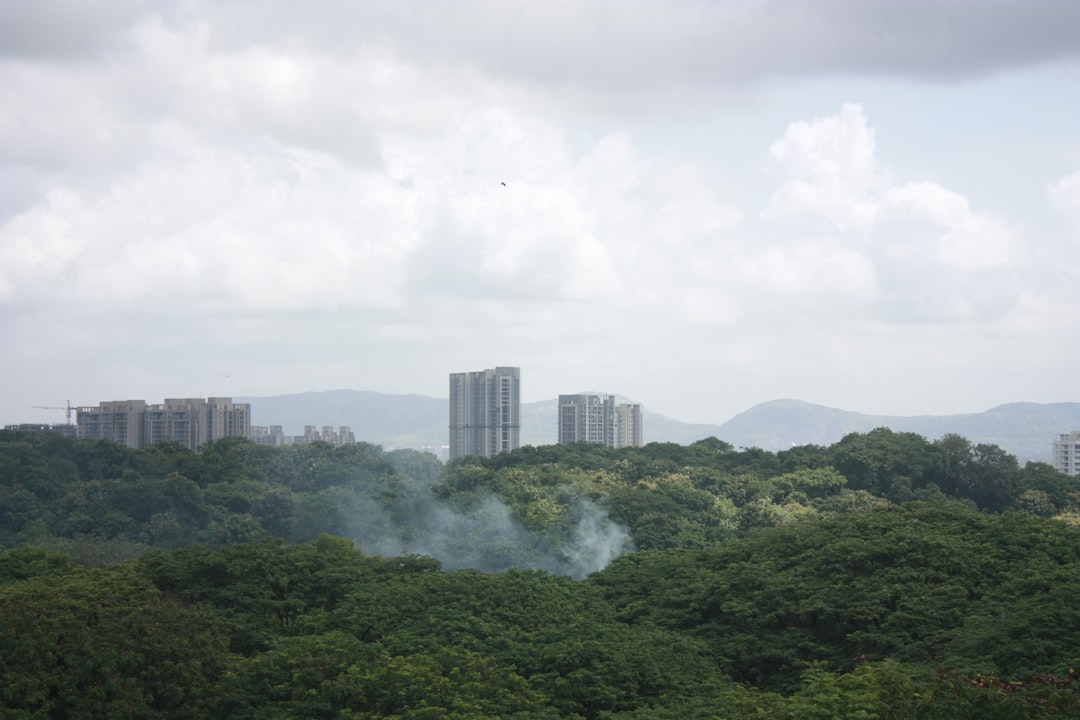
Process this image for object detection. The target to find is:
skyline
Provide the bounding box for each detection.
[2,1,1080,427]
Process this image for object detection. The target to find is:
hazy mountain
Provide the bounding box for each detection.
[715,399,1080,462]
[239,391,1080,463]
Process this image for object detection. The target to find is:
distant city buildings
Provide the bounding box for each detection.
[250,424,357,447]
[76,397,251,450]
[448,366,521,459]
[1053,431,1080,477]
[2,423,77,438]
[557,393,643,448]
[249,425,287,446]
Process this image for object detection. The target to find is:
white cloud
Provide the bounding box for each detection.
[765,102,887,231]
[755,103,1021,324]
[1049,169,1080,223]
[0,127,418,312]
[878,182,1013,270]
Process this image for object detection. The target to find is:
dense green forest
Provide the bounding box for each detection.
[2,427,1080,718]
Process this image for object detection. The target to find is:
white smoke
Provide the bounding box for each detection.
[562,499,636,578]
[344,468,634,579]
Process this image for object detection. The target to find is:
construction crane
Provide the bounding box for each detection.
[32,400,77,425]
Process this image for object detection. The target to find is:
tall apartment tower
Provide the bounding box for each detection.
[558,394,609,445]
[614,402,644,448]
[1053,431,1080,477]
[448,367,520,459]
[558,393,643,448]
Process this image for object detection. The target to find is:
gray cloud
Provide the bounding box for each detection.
[0,0,143,60]
[211,2,1080,87]
[6,2,1080,85]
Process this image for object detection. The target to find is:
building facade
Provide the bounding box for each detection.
[1053,431,1080,477]
[77,397,251,450]
[557,393,643,448]
[449,367,520,459]
[614,401,644,448]
[77,400,147,447]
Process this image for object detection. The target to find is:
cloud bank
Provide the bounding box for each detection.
[1,1,1078,426]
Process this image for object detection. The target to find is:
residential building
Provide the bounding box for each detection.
[558,394,609,445]
[250,425,288,447]
[77,397,250,450]
[614,401,644,448]
[449,366,520,459]
[1053,431,1080,477]
[77,400,147,447]
[558,393,643,448]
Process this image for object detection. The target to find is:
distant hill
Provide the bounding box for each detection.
[239,391,1080,463]
[714,399,1080,462]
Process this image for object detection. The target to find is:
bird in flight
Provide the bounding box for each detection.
[501,181,506,186]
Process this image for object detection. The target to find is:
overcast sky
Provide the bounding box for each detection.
[2,0,1079,428]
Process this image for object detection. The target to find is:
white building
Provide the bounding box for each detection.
[449,367,520,459]
[558,393,643,448]
[614,401,644,448]
[1053,431,1080,477]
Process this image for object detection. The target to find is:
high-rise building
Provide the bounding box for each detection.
[558,393,643,448]
[449,367,520,459]
[1053,431,1080,477]
[558,394,609,445]
[77,397,250,450]
[614,401,644,448]
[77,400,147,447]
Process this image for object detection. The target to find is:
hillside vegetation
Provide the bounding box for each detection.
[2,427,1080,718]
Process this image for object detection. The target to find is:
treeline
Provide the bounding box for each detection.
[1,427,1077,570]
[3,507,1080,718]
[0,432,443,565]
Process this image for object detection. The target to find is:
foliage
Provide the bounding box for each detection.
[589,503,1080,691]
[3,427,1078,567]
[0,563,227,718]
[3,510,1080,717]
[5,427,1080,717]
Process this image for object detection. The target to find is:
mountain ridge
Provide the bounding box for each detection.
[236,390,1080,464]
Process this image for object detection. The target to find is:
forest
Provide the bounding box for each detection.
[2,427,1080,718]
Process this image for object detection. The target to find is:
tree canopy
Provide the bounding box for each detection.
[3,426,1080,717]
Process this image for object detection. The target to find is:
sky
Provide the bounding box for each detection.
[2,0,1079,427]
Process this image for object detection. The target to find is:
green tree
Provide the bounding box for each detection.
[0,545,77,585]
[1019,462,1080,513]
[832,428,946,501]
[935,434,1022,512]
[0,565,227,718]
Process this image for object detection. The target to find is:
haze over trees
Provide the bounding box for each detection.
[2,426,1080,718]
